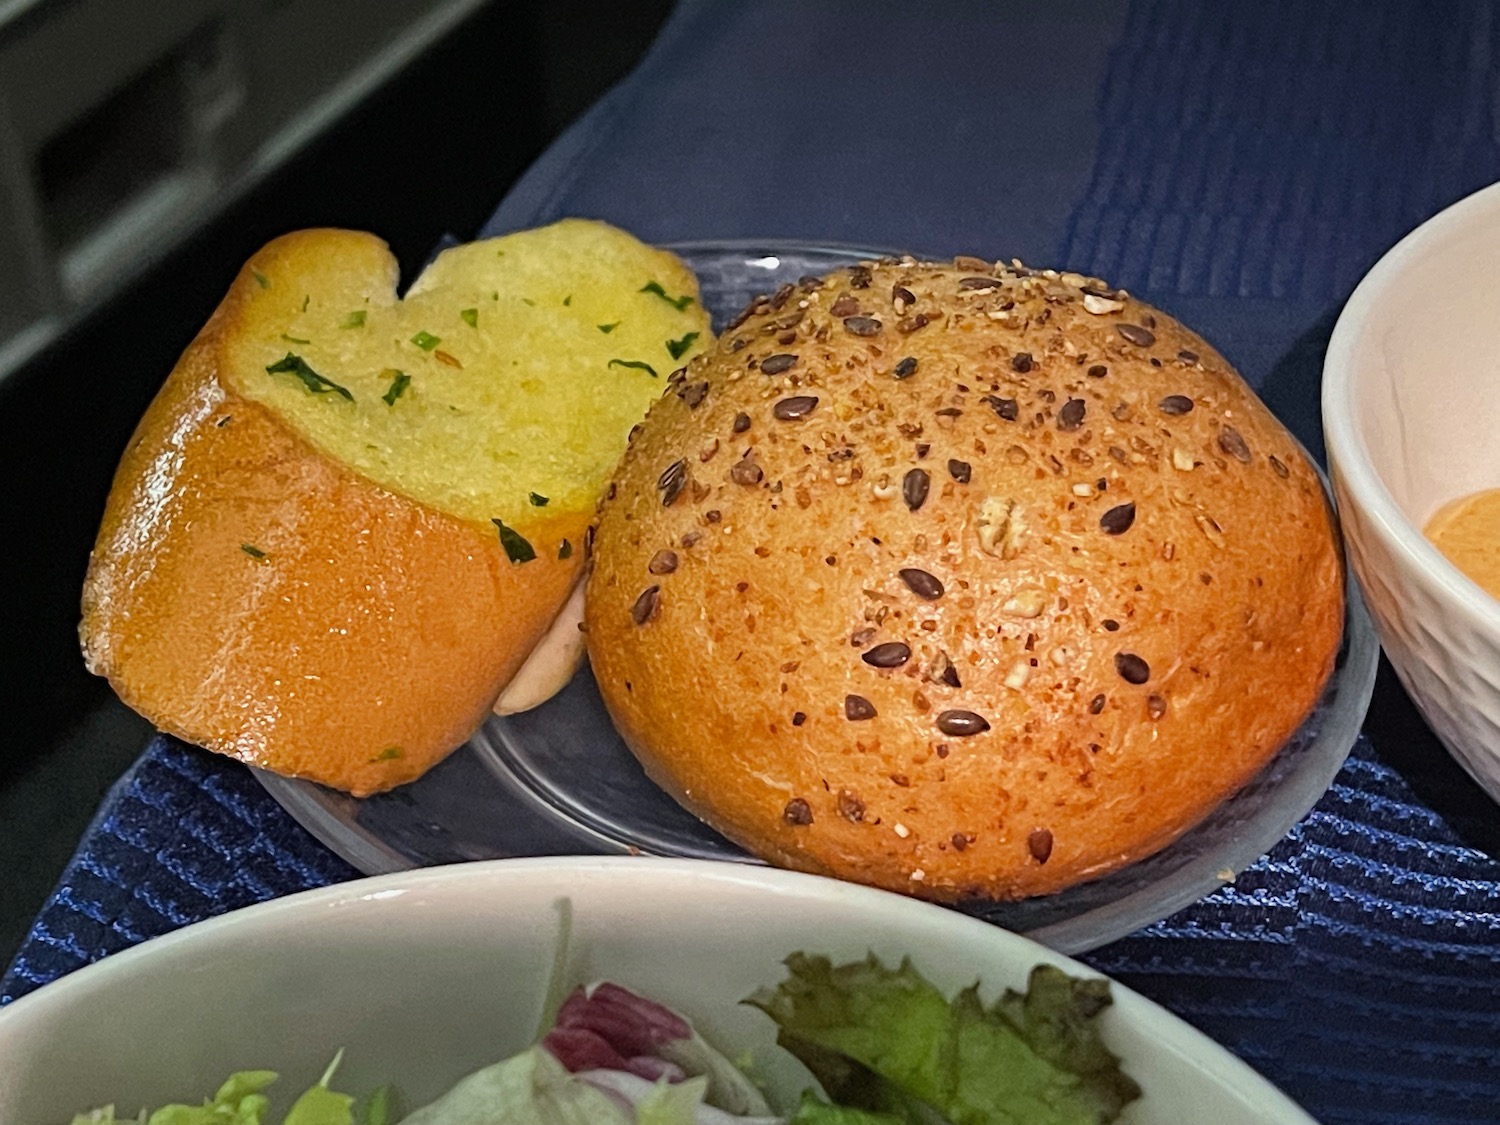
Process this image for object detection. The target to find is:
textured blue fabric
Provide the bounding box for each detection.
[1,740,357,998]
[8,3,1500,1122]
[479,0,1128,264]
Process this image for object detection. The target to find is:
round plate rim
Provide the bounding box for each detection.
[254,237,1379,954]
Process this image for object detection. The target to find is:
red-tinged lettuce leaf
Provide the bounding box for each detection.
[542,981,774,1118]
[545,983,693,1081]
[745,954,1140,1125]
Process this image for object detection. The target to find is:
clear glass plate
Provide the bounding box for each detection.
[256,241,1380,955]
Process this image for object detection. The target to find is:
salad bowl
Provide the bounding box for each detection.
[0,857,1314,1123]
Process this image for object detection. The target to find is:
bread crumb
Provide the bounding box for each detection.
[978,496,1025,558]
[1002,587,1047,618]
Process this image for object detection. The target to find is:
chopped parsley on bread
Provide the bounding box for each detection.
[81,219,710,794]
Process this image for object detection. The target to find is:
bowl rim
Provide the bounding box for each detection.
[1323,177,1500,635]
[0,856,1315,1122]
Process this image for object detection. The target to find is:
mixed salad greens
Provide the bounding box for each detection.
[66,955,1140,1125]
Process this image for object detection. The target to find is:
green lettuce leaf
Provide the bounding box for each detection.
[283,1085,354,1125]
[745,955,1140,1125]
[70,1058,370,1125]
[125,1069,277,1125]
[282,1052,355,1125]
[991,965,1131,1100]
[788,1090,905,1124]
[283,1087,353,1125]
[357,1086,398,1125]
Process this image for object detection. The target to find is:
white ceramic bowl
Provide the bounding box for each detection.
[1324,179,1500,803]
[0,857,1312,1123]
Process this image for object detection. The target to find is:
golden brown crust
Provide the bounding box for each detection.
[585,258,1343,900]
[81,232,582,795]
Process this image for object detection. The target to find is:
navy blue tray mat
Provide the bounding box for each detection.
[9,3,1500,1121]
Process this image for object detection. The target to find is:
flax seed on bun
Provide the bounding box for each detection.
[584,257,1342,901]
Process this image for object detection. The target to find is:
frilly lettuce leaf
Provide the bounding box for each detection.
[745,955,1140,1125]
[787,1090,904,1124]
[397,1044,632,1124]
[141,1069,276,1125]
[69,1062,368,1125]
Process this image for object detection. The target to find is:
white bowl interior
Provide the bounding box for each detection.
[0,858,1312,1124]
[1342,189,1500,532]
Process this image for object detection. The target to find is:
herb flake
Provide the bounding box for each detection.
[666,331,700,360]
[374,746,403,761]
[492,519,536,563]
[640,280,694,310]
[265,353,353,401]
[411,331,441,351]
[281,334,310,345]
[241,543,267,559]
[251,269,270,290]
[528,492,549,507]
[558,539,573,559]
[598,322,620,334]
[382,370,411,406]
[342,310,367,329]
[460,308,478,328]
[609,358,659,377]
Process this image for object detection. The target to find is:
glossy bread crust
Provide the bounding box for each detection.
[586,257,1343,900]
[80,231,582,795]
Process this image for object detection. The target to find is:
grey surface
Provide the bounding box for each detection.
[0,0,488,382]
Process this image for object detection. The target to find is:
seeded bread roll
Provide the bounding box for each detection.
[585,256,1343,901]
[82,221,709,795]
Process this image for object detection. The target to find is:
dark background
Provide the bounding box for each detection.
[0,0,675,965]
